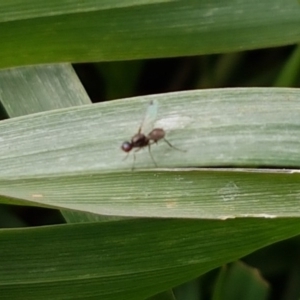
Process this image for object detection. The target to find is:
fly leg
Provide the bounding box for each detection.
[163,138,186,152]
[132,152,136,171]
[148,144,157,167]
[123,153,130,161]
[131,147,143,171]
[131,146,158,170]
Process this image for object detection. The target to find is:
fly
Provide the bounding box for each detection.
[121,100,183,169]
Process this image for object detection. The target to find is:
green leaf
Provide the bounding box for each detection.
[1,0,300,68]
[148,290,176,300]
[0,1,298,299]
[274,45,300,87]
[0,88,299,218]
[212,262,269,300]
[0,64,90,117]
[1,169,300,218]
[0,218,299,299]
[0,64,98,223]
[0,0,168,22]
[0,88,299,177]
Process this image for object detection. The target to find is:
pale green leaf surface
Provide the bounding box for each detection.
[0,218,299,299]
[0,88,299,218]
[0,88,299,176]
[0,65,106,223]
[0,64,90,117]
[0,0,300,68]
[1,169,300,219]
[0,65,97,223]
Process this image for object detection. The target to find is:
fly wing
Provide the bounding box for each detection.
[139,99,158,134]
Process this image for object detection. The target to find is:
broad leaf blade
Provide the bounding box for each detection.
[0,64,90,117]
[0,0,168,22]
[0,88,298,177]
[0,88,299,218]
[0,169,300,219]
[0,1,300,68]
[0,64,96,223]
[0,218,299,299]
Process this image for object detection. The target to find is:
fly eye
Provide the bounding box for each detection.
[121,141,132,152]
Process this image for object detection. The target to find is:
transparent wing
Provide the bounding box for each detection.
[139,99,158,134]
